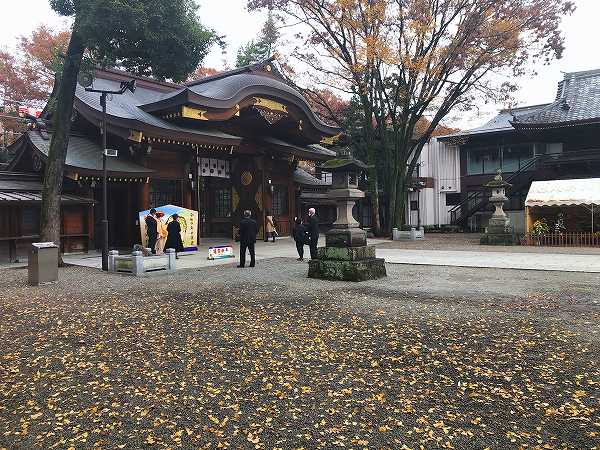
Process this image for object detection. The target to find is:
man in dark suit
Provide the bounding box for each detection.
[238,209,258,268]
[145,208,158,254]
[307,207,319,260]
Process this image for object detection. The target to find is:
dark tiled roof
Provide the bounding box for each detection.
[27,131,154,176]
[514,69,600,128]
[0,171,93,204]
[439,104,549,139]
[0,191,93,204]
[0,171,42,191]
[189,73,310,108]
[293,168,330,186]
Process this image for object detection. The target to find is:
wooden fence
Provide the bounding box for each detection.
[523,233,600,247]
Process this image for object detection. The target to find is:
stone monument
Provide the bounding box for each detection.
[480,170,519,245]
[308,155,386,281]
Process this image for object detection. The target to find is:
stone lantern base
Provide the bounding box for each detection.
[480,216,520,246]
[308,228,386,282]
[480,232,520,246]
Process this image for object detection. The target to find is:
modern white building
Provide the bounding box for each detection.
[405,137,461,228]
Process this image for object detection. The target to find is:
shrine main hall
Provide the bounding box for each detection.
[4,59,339,256]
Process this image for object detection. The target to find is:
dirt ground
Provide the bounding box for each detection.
[1,260,599,449]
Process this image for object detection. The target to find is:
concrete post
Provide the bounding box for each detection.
[131,251,144,276]
[165,248,176,272]
[108,250,119,272]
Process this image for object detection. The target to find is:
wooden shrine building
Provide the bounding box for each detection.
[4,58,339,256]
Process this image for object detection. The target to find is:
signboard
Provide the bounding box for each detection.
[139,205,198,251]
[208,245,234,260]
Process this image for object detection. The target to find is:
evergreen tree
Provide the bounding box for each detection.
[41,0,217,254]
[235,11,279,67]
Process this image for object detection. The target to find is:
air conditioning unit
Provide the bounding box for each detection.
[439,185,456,192]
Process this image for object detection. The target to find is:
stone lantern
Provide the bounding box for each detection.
[480,170,518,245]
[308,154,386,281]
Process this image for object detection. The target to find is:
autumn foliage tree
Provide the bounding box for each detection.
[40,0,216,254]
[0,25,70,106]
[249,0,574,232]
[304,89,348,127]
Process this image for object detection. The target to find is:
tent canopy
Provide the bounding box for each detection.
[525,178,600,207]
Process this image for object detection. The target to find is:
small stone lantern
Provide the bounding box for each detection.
[308,154,386,281]
[480,170,518,245]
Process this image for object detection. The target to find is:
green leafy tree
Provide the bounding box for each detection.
[236,10,279,67]
[41,0,217,253]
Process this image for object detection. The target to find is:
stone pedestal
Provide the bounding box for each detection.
[307,155,386,282]
[308,256,387,282]
[308,207,387,280]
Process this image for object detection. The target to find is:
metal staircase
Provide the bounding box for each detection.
[449,155,544,228]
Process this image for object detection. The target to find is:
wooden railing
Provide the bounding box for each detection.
[524,233,600,247]
[274,217,291,236]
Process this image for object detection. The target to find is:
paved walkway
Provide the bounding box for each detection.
[9,236,600,273]
[378,248,600,273]
[62,236,337,270]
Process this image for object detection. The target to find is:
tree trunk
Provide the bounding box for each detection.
[366,143,381,236]
[40,26,85,260]
[394,173,407,228]
[386,166,397,233]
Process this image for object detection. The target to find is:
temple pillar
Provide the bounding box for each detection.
[182,180,192,209]
[139,181,150,210]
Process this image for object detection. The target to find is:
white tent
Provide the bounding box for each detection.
[525,178,600,233]
[526,178,600,207]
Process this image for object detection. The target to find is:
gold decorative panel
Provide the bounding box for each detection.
[321,132,343,145]
[241,171,253,186]
[181,105,208,121]
[253,97,288,113]
[255,190,262,210]
[232,188,239,211]
[128,129,143,142]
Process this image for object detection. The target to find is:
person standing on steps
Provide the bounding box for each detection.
[307,207,319,260]
[145,208,158,254]
[264,210,276,243]
[238,210,258,268]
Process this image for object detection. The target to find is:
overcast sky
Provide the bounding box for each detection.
[1,0,599,129]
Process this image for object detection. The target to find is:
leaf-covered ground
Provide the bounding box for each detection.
[1,260,599,449]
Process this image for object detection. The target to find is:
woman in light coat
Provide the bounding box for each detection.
[264,209,276,243]
[154,211,169,255]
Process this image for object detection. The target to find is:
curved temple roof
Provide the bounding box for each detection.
[75,59,340,144]
[74,80,243,146]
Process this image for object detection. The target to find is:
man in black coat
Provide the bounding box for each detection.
[307,207,319,260]
[238,210,258,268]
[145,208,158,254]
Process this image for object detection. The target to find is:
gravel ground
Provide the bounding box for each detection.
[1,260,599,449]
[378,233,600,254]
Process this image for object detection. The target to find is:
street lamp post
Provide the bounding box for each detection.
[85,79,136,271]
